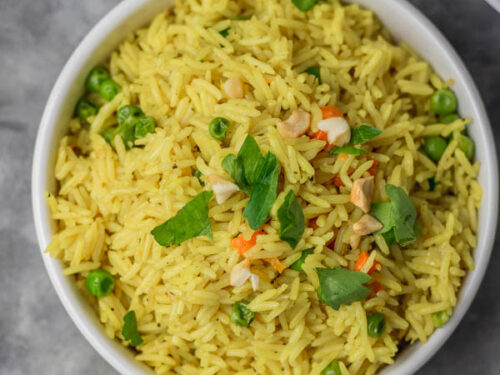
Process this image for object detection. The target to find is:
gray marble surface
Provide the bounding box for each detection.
[0,0,498,374]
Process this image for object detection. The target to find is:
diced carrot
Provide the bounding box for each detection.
[264,257,286,273]
[311,130,336,151]
[320,105,343,120]
[312,130,328,142]
[341,154,348,161]
[231,230,265,256]
[367,160,380,176]
[368,282,384,294]
[354,251,380,275]
[332,176,345,188]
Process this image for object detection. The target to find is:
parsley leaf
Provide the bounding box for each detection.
[351,125,382,145]
[222,135,263,194]
[243,152,279,229]
[329,145,367,155]
[122,311,143,347]
[223,135,280,230]
[277,190,305,249]
[151,191,213,246]
[316,267,371,310]
[370,184,418,246]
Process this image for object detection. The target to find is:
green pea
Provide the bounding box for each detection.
[231,301,255,327]
[99,79,121,101]
[75,98,97,123]
[440,113,460,124]
[193,170,205,187]
[209,117,231,141]
[430,89,457,115]
[456,134,475,161]
[367,312,386,338]
[85,67,110,93]
[290,248,314,273]
[134,116,156,139]
[424,136,448,162]
[115,122,136,149]
[432,311,449,328]
[86,269,115,297]
[118,105,144,126]
[320,360,342,375]
[292,0,317,12]
[305,67,321,84]
[101,126,118,145]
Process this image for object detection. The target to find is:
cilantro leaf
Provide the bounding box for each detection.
[243,152,279,229]
[290,248,314,273]
[382,228,396,245]
[329,145,367,155]
[370,202,394,234]
[151,191,213,246]
[122,311,143,347]
[277,190,305,249]
[239,135,265,186]
[223,135,280,230]
[316,267,371,310]
[222,154,250,193]
[222,135,263,194]
[351,125,382,145]
[370,184,418,247]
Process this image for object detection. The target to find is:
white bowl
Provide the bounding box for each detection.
[32,0,499,374]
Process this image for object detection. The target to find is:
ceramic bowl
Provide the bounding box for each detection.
[32,0,499,374]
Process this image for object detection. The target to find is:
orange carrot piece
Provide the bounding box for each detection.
[264,257,286,273]
[312,130,329,142]
[231,230,265,256]
[320,105,343,120]
[354,251,380,275]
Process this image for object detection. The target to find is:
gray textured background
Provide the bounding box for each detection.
[0,0,498,374]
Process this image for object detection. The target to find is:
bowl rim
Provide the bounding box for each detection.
[32,1,499,374]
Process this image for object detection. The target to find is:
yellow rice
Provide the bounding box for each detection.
[46,0,482,374]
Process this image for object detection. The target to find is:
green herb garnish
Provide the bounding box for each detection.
[243,152,279,229]
[219,28,230,37]
[304,67,321,83]
[370,184,419,246]
[223,135,280,229]
[277,190,305,249]
[122,311,143,347]
[316,267,371,310]
[351,125,382,145]
[151,191,213,246]
[193,169,205,187]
